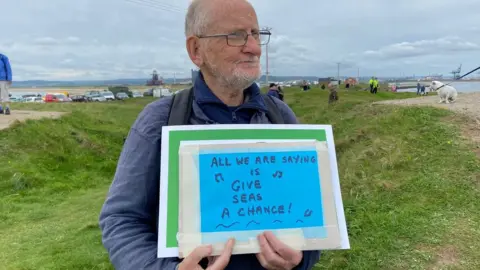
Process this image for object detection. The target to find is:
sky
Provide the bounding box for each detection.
[1,0,480,81]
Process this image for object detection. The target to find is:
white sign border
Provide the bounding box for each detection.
[158,124,350,258]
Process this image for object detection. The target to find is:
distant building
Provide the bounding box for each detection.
[423,74,443,80]
[146,70,163,86]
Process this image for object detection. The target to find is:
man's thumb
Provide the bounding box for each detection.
[181,245,213,268]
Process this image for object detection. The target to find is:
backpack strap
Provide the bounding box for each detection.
[167,87,194,126]
[262,94,285,124]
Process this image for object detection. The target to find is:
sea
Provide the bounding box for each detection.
[396,81,480,93]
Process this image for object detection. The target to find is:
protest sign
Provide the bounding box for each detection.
[177,141,342,257]
[157,124,349,258]
[199,148,323,233]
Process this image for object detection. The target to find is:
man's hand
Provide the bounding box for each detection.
[178,238,235,270]
[256,231,303,270]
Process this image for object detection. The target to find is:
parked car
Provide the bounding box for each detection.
[116,92,129,100]
[10,96,26,103]
[132,91,143,98]
[143,88,154,96]
[85,90,101,100]
[108,86,131,97]
[71,95,89,102]
[101,91,115,101]
[90,94,107,102]
[25,96,44,103]
[44,94,60,103]
[53,93,71,102]
[22,93,42,99]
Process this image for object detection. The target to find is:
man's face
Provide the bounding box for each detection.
[198,0,262,89]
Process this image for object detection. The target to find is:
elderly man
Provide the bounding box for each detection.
[99,0,320,269]
[0,53,12,115]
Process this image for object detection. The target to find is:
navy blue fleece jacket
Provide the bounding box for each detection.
[98,74,321,269]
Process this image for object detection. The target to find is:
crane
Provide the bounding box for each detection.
[450,64,462,80]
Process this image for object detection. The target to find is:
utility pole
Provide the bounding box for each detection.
[337,62,341,82]
[173,72,176,85]
[266,42,269,85]
[264,27,272,85]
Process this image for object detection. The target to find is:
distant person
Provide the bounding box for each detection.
[421,84,426,96]
[277,85,285,101]
[267,82,281,99]
[98,0,320,269]
[416,80,421,95]
[372,77,379,94]
[301,80,309,91]
[0,53,12,115]
[369,77,374,93]
[391,84,397,92]
[328,85,339,104]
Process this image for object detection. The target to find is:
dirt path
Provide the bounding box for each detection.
[374,92,480,123]
[0,110,67,130]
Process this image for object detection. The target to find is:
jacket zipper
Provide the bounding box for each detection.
[232,111,237,122]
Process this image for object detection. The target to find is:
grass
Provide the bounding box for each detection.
[0,99,148,270]
[0,88,479,270]
[287,88,479,269]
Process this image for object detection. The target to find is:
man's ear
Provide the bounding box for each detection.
[186,36,203,67]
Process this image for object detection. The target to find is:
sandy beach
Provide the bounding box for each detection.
[9,87,94,95]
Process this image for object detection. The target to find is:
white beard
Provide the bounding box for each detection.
[205,59,261,91]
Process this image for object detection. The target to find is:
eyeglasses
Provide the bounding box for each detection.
[197,29,271,47]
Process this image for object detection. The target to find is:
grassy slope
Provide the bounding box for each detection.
[288,89,480,270]
[0,101,143,270]
[0,88,479,270]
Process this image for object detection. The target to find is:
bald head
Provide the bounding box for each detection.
[184,0,263,96]
[185,0,256,37]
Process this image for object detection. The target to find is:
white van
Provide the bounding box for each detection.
[153,88,173,98]
[25,96,44,103]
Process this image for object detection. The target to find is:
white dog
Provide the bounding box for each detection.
[430,80,458,104]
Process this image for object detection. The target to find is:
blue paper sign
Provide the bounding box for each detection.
[198,150,325,234]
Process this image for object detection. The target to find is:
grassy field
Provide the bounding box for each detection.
[0,87,479,269]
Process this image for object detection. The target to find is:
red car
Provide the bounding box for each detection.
[43,94,60,103]
[43,93,70,103]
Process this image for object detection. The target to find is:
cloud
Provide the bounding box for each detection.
[1,36,193,80]
[33,37,59,46]
[32,36,81,46]
[362,37,480,59]
[1,0,480,80]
